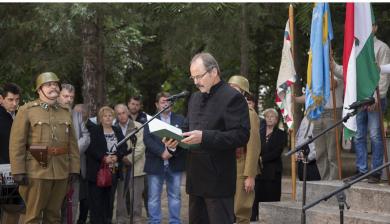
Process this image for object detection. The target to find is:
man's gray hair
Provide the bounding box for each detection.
[114,103,129,112]
[190,52,220,75]
[61,83,75,92]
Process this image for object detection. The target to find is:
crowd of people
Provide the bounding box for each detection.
[0,43,390,224]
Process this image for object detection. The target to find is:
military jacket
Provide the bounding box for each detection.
[9,99,80,179]
[236,107,261,178]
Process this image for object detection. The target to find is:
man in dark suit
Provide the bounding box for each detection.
[0,83,21,164]
[0,83,21,223]
[181,52,250,223]
[143,92,186,224]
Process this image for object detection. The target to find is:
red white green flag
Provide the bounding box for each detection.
[343,3,379,138]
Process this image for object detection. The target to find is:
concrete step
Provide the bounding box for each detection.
[282,149,357,179]
[259,201,390,224]
[295,180,390,214]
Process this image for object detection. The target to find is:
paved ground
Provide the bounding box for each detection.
[1,175,294,224]
[126,175,294,224]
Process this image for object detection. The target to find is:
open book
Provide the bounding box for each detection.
[147,115,199,150]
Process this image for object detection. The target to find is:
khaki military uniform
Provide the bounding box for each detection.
[9,99,80,224]
[234,107,261,224]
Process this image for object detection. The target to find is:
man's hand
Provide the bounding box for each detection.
[13,174,28,186]
[161,149,173,160]
[367,98,378,112]
[162,137,179,149]
[244,176,255,193]
[68,173,79,184]
[182,130,202,145]
[122,156,131,166]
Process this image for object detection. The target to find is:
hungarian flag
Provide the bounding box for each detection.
[305,3,333,120]
[343,3,379,138]
[276,20,296,129]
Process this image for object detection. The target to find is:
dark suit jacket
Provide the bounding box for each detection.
[0,106,14,164]
[143,112,186,175]
[258,127,287,180]
[185,81,250,198]
[85,125,128,182]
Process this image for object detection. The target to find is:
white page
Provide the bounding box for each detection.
[146,114,183,135]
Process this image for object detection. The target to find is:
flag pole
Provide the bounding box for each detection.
[289,3,297,200]
[375,88,390,184]
[329,47,343,180]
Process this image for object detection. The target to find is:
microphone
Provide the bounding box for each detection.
[166,91,190,101]
[347,97,375,110]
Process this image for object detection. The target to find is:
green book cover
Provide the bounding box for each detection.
[147,115,199,150]
[151,129,199,150]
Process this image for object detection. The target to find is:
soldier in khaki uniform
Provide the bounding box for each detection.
[9,72,80,224]
[228,75,261,224]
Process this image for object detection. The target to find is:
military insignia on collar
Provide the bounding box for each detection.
[39,102,60,110]
[40,102,49,110]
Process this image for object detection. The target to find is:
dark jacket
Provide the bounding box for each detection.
[0,106,14,164]
[143,113,186,175]
[258,127,287,180]
[130,111,147,124]
[185,81,250,198]
[85,125,128,182]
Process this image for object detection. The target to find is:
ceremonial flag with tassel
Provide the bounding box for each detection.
[305,3,333,120]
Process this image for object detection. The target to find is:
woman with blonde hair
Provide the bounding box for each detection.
[85,106,129,224]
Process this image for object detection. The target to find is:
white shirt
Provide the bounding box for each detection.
[374,37,390,98]
[381,64,390,74]
[332,37,390,99]
[118,119,129,136]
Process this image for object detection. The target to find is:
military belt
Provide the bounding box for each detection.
[47,147,68,155]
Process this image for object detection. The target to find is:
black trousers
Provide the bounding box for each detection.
[87,181,112,224]
[78,177,89,224]
[251,174,282,221]
[189,194,234,224]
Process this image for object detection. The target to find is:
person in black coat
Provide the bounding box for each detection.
[251,108,287,221]
[0,83,21,164]
[0,83,22,218]
[85,106,128,224]
[178,53,250,224]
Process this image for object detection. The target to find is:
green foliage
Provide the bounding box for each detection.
[1,3,390,118]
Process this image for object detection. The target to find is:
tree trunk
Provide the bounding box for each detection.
[240,4,249,77]
[81,8,106,117]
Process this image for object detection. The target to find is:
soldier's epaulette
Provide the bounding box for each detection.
[22,100,41,109]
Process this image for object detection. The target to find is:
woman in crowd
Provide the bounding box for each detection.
[251,108,287,221]
[85,106,128,224]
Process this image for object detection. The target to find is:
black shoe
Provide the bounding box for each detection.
[367,174,380,184]
[343,172,365,183]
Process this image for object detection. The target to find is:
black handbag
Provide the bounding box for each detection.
[297,160,321,181]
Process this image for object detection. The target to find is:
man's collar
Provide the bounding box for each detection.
[119,119,130,128]
[202,80,224,99]
[37,99,60,110]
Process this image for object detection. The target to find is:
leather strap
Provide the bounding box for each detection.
[47,147,68,155]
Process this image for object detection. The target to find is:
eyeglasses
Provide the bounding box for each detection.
[189,69,210,81]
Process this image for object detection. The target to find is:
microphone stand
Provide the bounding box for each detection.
[114,99,178,224]
[285,108,359,224]
[128,134,137,224]
[303,161,390,223]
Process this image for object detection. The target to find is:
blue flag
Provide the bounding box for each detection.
[305,3,334,120]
